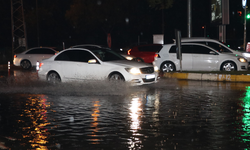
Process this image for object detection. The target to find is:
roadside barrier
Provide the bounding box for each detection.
[8,61,10,77]
[36,61,39,79]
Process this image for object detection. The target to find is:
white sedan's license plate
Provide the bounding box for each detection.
[146,74,155,79]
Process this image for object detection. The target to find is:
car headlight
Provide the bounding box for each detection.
[154,66,159,72]
[238,57,247,63]
[125,56,134,60]
[125,68,141,75]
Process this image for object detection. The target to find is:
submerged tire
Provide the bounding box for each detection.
[47,72,61,84]
[109,73,125,81]
[21,60,31,70]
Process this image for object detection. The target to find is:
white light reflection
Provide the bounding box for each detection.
[129,97,141,131]
[128,97,143,149]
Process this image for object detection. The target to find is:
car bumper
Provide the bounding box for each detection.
[126,72,160,86]
[13,58,21,66]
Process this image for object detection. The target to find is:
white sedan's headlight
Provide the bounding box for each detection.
[154,66,159,72]
[125,56,134,60]
[125,68,141,75]
[238,58,248,63]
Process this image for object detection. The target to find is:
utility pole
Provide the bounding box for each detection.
[243,0,247,50]
[11,0,28,61]
[244,7,247,51]
[187,0,192,38]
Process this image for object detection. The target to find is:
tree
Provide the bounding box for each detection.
[147,0,174,34]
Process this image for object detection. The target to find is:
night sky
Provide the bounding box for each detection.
[0,0,248,51]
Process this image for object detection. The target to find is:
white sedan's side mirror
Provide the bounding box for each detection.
[88,59,97,64]
[209,51,217,55]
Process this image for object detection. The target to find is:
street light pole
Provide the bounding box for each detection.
[187,0,192,38]
[244,7,247,51]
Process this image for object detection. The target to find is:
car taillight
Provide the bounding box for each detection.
[14,55,17,58]
[128,49,131,55]
[155,53,160,58]
[39,63,44,68]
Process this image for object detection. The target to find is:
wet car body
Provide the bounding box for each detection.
[38,47,159,85]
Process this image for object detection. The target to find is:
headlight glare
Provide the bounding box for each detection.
[125,68,141,75]
[125,56,133,60]
[154,66,159,72]
[238,58,247,63]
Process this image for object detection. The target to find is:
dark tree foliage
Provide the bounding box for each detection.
[1,0,218,49]
[147,0,174,10]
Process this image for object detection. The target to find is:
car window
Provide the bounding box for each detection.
[26,48,55,54]
[169,45,194,53]
[91,49,126,61]
[138,45,163,52]
[169,45,215,54]
[194,42,232,53]
[55,50,95,62]
[169,46,176,53]
[192,45,215,54]
[181,45,194,53]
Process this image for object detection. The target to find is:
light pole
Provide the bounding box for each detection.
[243,0,247,51]
[244,7,247,51]
[187,0,192,38]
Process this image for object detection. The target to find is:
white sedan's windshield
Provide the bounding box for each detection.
[92,49,126,61]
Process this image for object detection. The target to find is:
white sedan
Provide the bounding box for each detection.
[13,47,57,69]
[38,47,159,85]
[154,43,248,72]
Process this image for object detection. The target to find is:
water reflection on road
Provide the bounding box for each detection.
[1,69,250,149]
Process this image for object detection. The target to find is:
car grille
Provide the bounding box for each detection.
[142,78,155,82]
[140,67,154,74]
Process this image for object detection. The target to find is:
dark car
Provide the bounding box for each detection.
[127,44,163,63]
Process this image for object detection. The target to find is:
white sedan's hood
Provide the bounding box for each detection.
[220,53,244,58]
[104,60,153,68]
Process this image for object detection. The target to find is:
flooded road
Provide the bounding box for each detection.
[0,69,250,149]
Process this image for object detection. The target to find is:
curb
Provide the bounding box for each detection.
[163,72,250,82]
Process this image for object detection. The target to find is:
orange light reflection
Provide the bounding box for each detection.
[20,94,51,150]
[89,100,100,144]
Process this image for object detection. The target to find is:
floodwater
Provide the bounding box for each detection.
[1,69,250,149]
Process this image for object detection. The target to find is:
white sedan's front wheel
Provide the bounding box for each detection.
[47,72,61,84]
[109,73,125,81]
